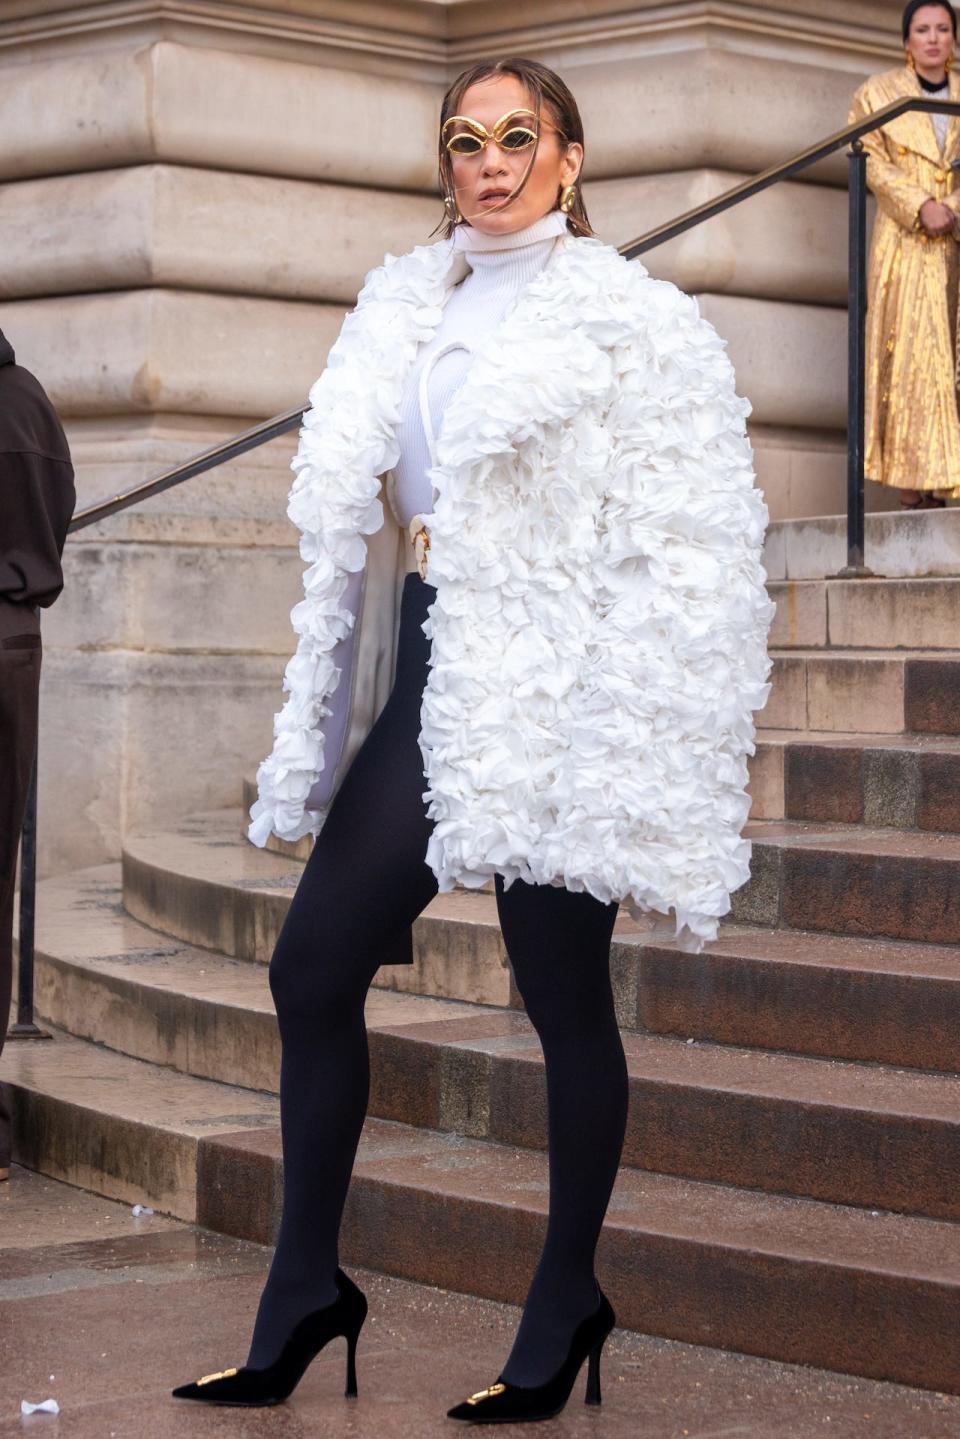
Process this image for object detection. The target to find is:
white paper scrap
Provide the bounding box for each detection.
[20,1398,60,1415]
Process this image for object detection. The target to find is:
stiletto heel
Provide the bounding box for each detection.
[345,1327,360,1397]
[172,1267,367,1407]
[585,1340,602,1405]
[447,1285,615,1424]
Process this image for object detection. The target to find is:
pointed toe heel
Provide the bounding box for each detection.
[171,1266,367,1408]
[447,1286,615,1424]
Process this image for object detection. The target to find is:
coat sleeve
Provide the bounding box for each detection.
[302,564,364,811]
[848,85,932,233]
[596,274,774,948]
[0,450,75,608]
[247,254,402,849]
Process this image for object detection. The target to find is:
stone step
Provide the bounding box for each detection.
[122,809,302,968]
[734,820,960,943]
[30,863,486,1093]
[128,806,960,967]
[764,506,960,582]
[253,1122,960,1396]
[763,649,960,734]
[1,1027,279,1223]
[32,869,960,1219]
[768,576,960,651]
[119,813,960,1062]
[122,810,518,1000]
[638,926,960,1073]
[5,1030,960,1394]
[753,730,960,829]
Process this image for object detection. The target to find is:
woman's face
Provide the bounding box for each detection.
[907,5,955,76]
[446,73,582,235]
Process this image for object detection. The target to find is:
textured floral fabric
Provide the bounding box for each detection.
[849,66,960,493]
[248,233,774,949]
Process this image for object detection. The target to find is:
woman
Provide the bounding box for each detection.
[850,0,960,507]
[172,58,772,1424]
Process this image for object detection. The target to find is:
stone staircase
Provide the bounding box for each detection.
[5,568,960,1396]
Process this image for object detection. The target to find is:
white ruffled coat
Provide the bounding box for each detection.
[248,232,774,949]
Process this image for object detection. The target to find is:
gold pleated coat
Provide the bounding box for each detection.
[848,66,960,493]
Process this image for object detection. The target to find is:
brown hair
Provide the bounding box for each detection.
[434,57,594,239]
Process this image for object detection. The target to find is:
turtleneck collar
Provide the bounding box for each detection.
[453,209,569,255]
[916,69,950,93]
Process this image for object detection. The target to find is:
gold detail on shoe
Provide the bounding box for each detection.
[196,1367,238,1386]
[467,1383,506,1405]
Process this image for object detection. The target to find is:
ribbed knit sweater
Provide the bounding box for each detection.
[388,208,569,526]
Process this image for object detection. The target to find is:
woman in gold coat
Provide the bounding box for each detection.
[849,0,960,507]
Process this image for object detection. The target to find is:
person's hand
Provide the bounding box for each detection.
[920,198,955,235]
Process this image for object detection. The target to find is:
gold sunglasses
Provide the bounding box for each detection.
[442,108,561,156]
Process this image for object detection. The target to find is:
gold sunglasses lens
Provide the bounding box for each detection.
[446,132,485,154]
[498,127,538,150]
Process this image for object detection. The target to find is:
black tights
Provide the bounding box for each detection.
[247,575,629,1387]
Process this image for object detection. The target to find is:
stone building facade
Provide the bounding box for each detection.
[0,1,907,873]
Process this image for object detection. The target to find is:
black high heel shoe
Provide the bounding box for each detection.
[171,1266,367,1407]
[446,1285,615,1424]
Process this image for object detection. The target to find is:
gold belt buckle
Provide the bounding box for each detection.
[409,514,431,581]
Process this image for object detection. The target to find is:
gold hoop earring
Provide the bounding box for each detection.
[443,193,462,225]
[559,183,577,214]
[906,48,917,71]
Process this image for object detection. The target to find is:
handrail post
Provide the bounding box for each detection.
[834,137,876,579]
[7,751,50,1041]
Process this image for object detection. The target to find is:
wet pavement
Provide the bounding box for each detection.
[3,1166,960,1438]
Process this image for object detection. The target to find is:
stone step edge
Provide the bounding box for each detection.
[769,647,960,660]
[35,936,960,1123]
[122,809,960,970]
[3,1025,279,1224]
[732,822,960,941]
[120,812,526,997]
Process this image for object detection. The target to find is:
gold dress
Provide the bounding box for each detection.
[848,66,960,494]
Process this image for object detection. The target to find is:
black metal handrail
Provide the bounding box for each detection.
[68,407,304,535]
[620,95,960,260]
[12,93,960,1039]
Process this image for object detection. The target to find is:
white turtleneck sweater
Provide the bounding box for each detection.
[306,209,568,811]
[388,209,569,527]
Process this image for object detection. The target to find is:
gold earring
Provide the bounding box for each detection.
[906,48,917,71]
[947,51,954,73]
[559,183,577,214]
[443,193,462,224]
